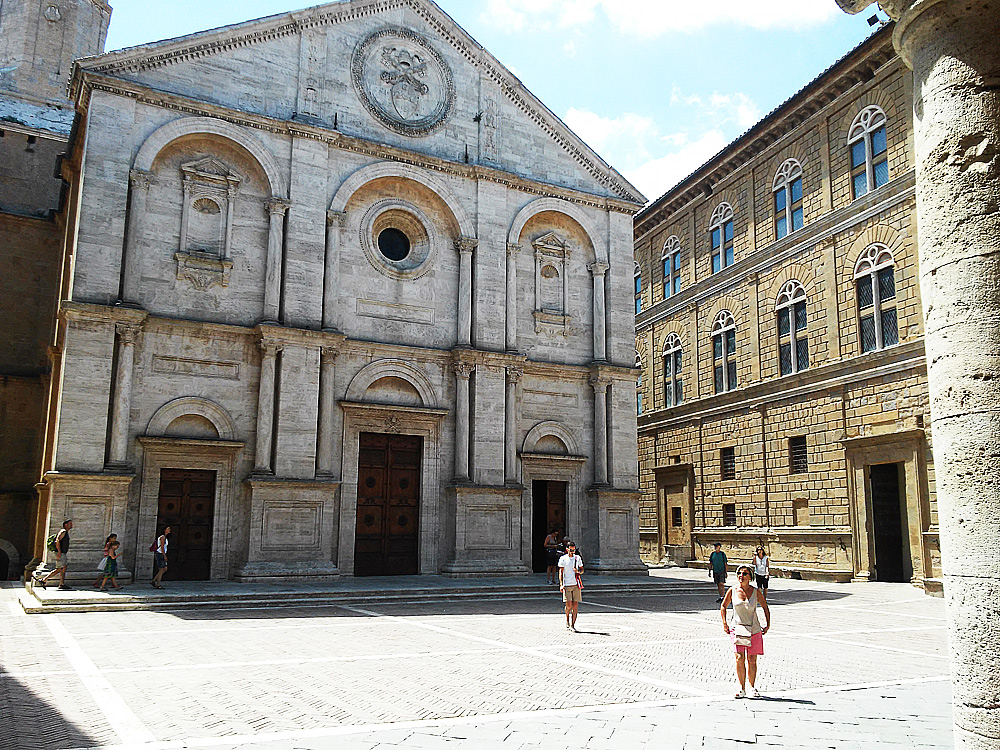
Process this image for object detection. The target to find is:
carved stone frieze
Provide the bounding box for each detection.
[174,252,233,291]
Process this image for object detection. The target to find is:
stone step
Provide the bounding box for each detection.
[19,575,708,614]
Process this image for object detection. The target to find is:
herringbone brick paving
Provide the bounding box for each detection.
[0,573,953,748]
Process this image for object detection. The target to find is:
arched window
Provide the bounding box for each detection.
[773,160,804,240]
[712,311,737,393]
[662,333,683,407]
[849,106,888,199]
[634,262,642,314]
[854,243,899,353]
[635,349,644,415]
[709,203,734,274]
[775,280,808,375]
[662,235,682,299]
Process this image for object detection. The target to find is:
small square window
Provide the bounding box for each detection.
[789,436,808,474]
[671,506,683,528]
[722,503,737,527]
[720,447,736,480]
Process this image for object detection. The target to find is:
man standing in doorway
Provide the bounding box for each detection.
[34,519,73,590]
[558,540,583,632]
[710,542,728,602]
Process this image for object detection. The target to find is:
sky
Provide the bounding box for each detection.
[103,1,886,204]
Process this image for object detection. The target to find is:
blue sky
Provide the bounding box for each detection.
[104,1,885,203]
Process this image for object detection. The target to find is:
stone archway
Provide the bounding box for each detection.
[0,538,19,580]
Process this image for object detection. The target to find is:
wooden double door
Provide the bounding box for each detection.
[355,432,422,576]
[155,468,216,580]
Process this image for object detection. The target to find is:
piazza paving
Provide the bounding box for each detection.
[0,570,953,749]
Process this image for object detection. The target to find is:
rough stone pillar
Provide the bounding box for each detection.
[589,262,609,361]
[454,361,473,481]
[120,170,151,306]
[505,243,520,351]
[322,211,346,331]
[834,2,1000,745]
[504,366,522,483]
[255,339,281,473]
[589,374,610,485]
[316,346,337,476]
[263,199,290,323]
[456,237,477,346]
[108,323,140,466]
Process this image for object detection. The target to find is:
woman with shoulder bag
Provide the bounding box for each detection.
[92,534,116,587]
[721,564,771,699]
[151,526,170,589]
[752,546,770,592]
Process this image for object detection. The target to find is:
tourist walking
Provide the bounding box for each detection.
[93,534,117,587]
[558,540,584,632]
[99,541,123,590]
[752,546,770,592]
[722,564,771,699]
[151,526,170,588]
[544,527,561,584]
[709,542,728,602]
[34,519,73,590]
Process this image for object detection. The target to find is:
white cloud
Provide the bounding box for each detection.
[482,0,838,37]
[628,130,729,200]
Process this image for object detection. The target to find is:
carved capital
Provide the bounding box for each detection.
[129,169,152,191]
[260,338,283,358]
[265,198,291,217]
[115,323,142,345]
[320,346,338,364]
[506,243,521,256]
[327,210,347,228]
[455,236,479,254]
[588,373,611,392]
[588,261,609,277]
[506,366,523,384]
[454,361,475,379]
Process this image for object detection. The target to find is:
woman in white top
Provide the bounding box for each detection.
[151,526,170,589]
[721,564,771,699]
[752,546,770,592]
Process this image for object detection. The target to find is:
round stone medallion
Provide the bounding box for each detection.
[352,27,455,137]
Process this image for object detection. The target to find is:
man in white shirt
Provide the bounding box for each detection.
[558,541,583,632]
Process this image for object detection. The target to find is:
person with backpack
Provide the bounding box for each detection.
[34,519,73,590]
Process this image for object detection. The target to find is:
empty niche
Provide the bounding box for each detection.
[365,376,424,407]
[164,414,221,439]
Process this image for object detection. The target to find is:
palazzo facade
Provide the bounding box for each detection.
[28,0,646,581]
[633,25,941,592]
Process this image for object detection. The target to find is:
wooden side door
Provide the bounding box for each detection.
[156,469,216,580]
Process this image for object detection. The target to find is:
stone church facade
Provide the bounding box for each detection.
[633,25,941,592]
[25,0,646,581]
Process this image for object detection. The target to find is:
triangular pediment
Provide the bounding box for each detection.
[532,231,568,252]
[74,0,645,204]
[181,157,240,181]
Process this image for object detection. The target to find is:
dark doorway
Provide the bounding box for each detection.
[870,462,908,583]
[155,469,216,580]
[355,432,421,576]
[531,480,567,573]
[0,549,8,580]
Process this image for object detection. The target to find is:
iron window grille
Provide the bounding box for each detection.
[789,435,808,474]
[722,502,737,526]
[721,447,736,481]
[776,280,809,376]
[671,506,683,528]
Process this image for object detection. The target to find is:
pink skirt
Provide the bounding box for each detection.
[730,631,764,656]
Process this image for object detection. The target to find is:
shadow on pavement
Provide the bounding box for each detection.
[0,674,104,749]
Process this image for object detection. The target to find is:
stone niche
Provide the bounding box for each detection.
[238,478,341,581]
[174,157,240,291]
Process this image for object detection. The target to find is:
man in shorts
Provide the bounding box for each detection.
[35,519,73,590]
[558,540,583,632]
[709,542,728,602]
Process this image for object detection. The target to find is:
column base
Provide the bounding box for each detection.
[588,486,647,575]
[444,483,531,576]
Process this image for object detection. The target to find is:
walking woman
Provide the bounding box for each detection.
[99,540,123,590]
[93,533,117,587]
[151,526,170,589]
[721,564,771,699]
[752,546,770,593]
[544,527,561,584]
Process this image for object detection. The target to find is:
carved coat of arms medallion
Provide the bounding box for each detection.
[352,27,455,137]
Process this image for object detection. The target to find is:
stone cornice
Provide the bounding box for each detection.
[70,0,644,206]
[59,301,148,327]
[76,73,638,214]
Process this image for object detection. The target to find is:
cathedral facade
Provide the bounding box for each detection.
[23,0,646,581]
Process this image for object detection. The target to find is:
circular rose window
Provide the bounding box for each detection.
[378,228,410,261]
[361,200,437,279]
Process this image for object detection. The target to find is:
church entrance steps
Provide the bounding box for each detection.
[17,573,707,615]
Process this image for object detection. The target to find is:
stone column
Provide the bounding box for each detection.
[120,170,151,306]
[263,199,290,323]
[589,262,609,361]
[456,238,478,346]
[108,324,140,466]
[454,361,474,481]
[504,366,522,484]
[589,374,610,485]
[834,2,1000,746]
[255,339,282,473]
[505,243,520,351]
[323,211,346,331]
[316,346,337,476]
